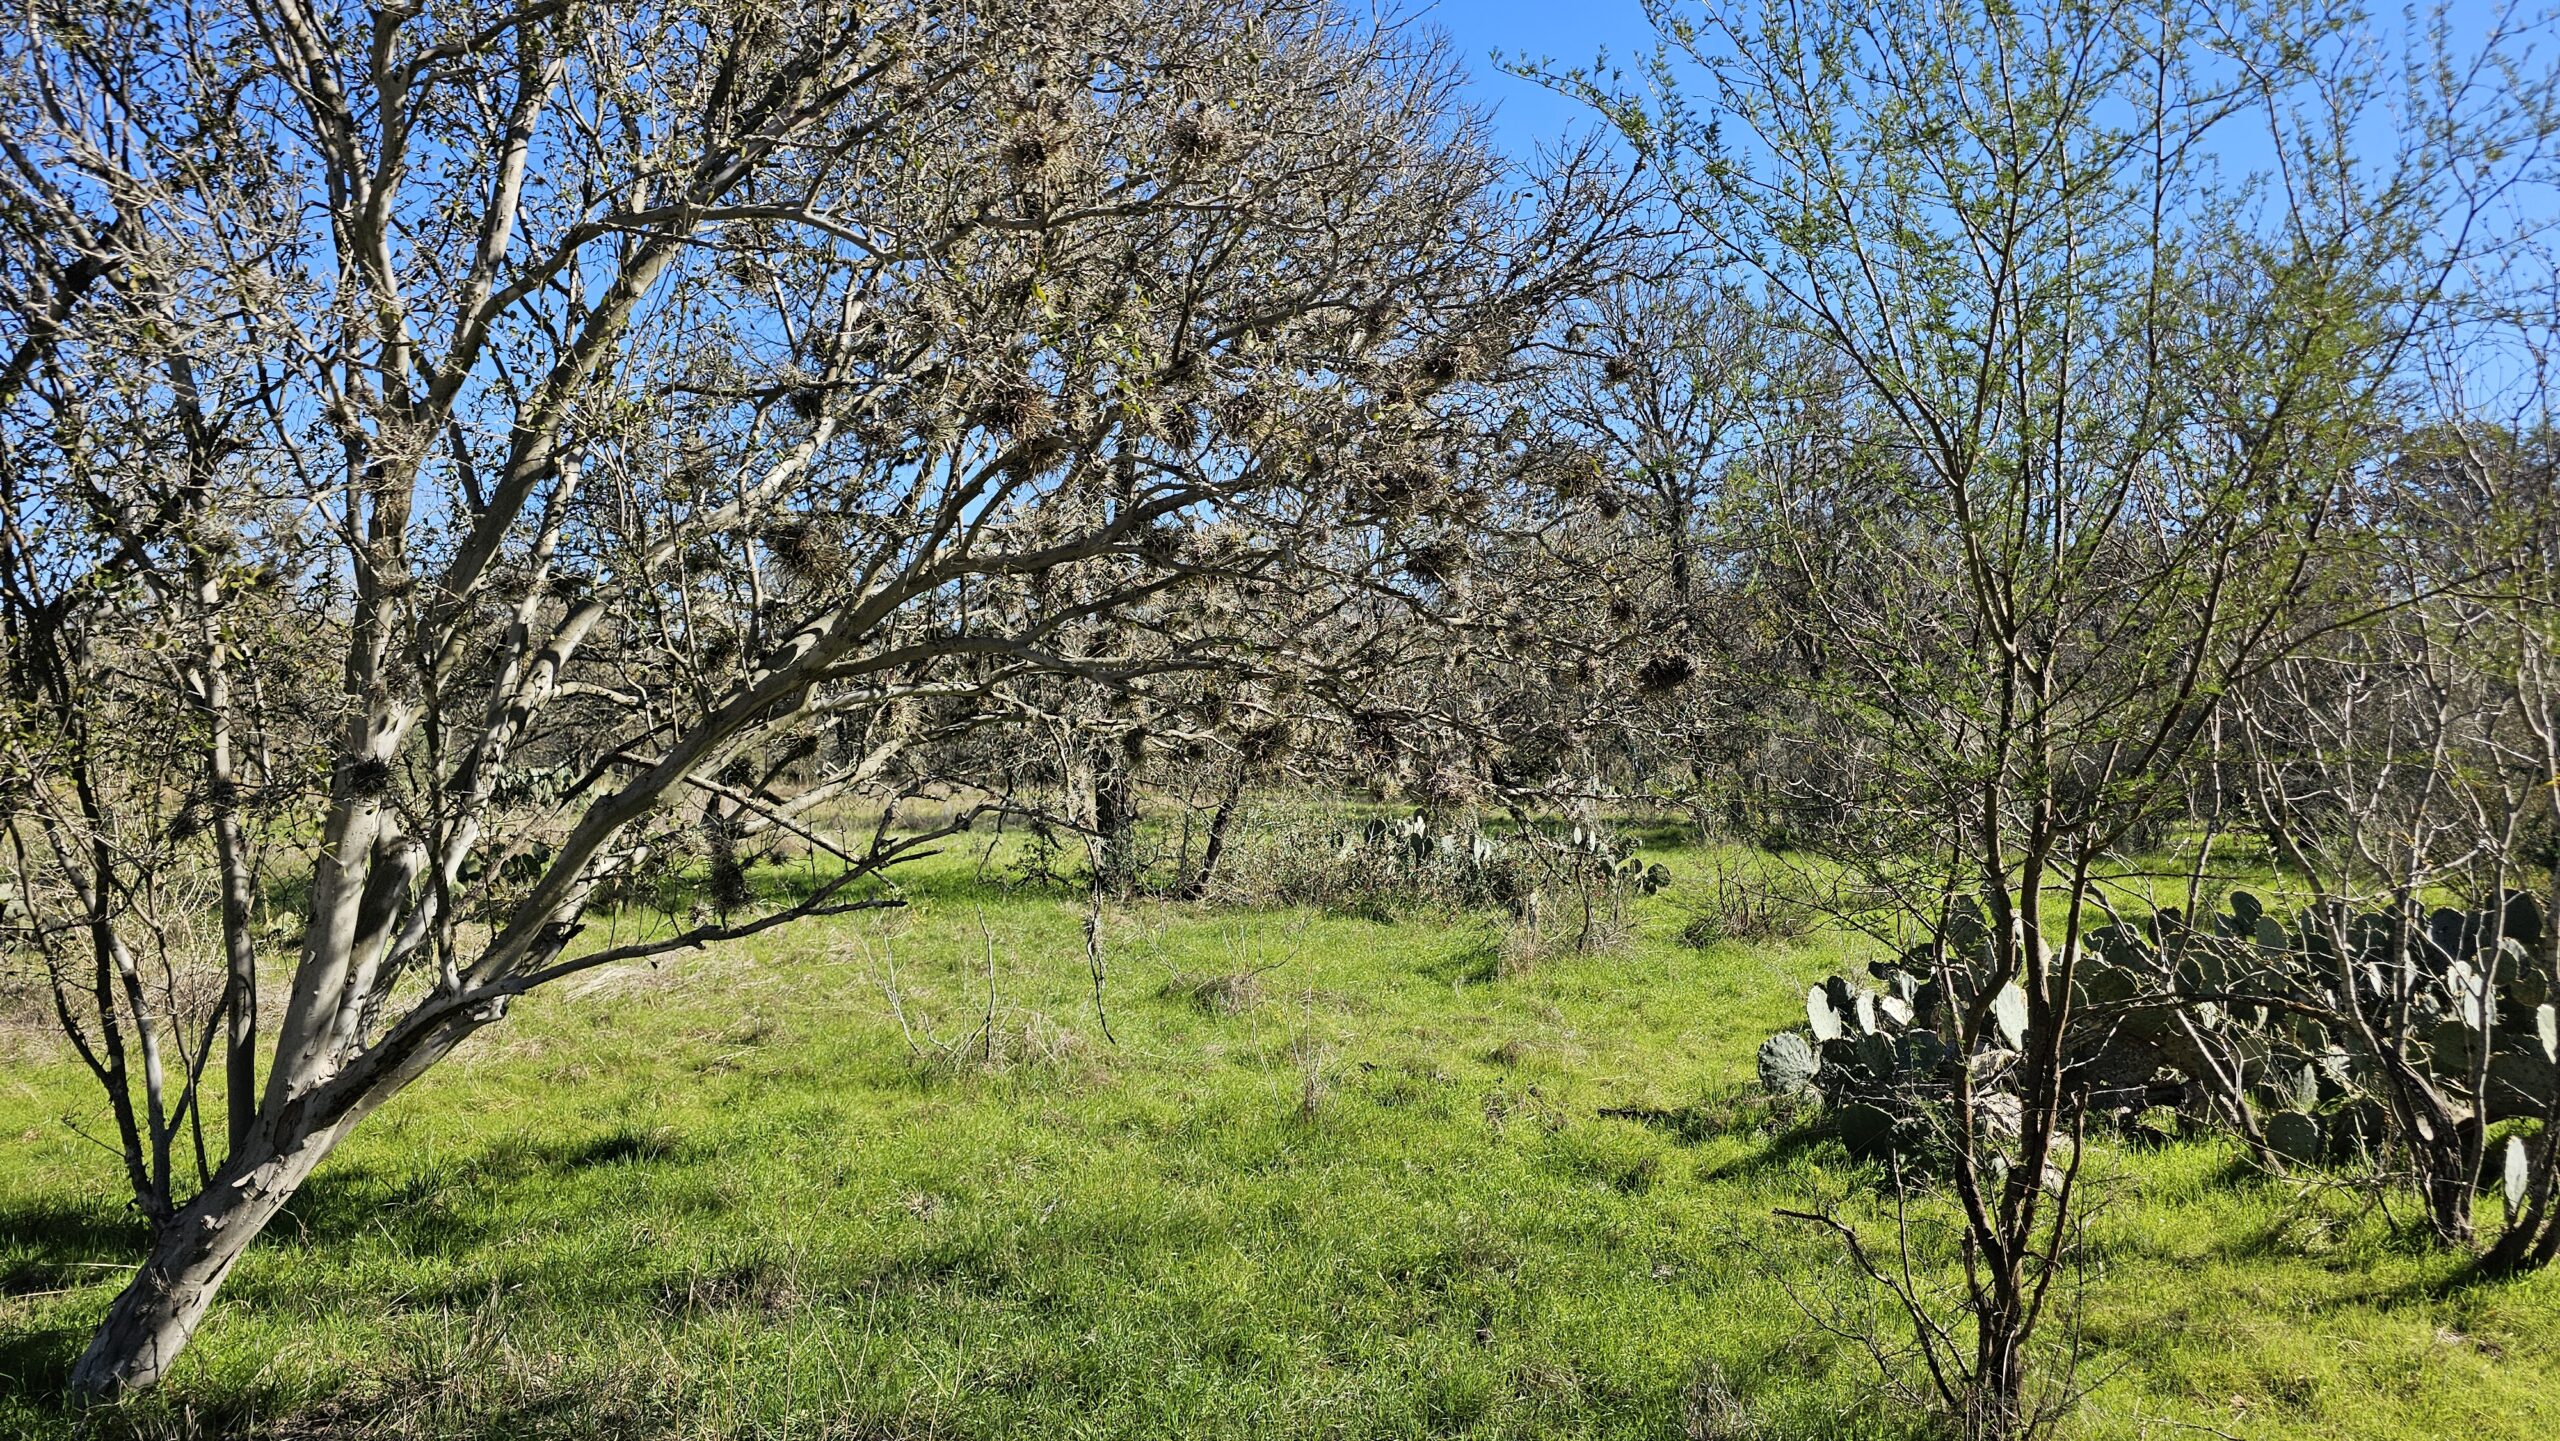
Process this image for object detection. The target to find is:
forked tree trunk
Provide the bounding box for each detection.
[68,1126,337,1400]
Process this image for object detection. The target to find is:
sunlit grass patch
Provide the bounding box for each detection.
[1,840,2555,1438]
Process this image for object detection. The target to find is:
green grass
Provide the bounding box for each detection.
[2,844,2557,1438]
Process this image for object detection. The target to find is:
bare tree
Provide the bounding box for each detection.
[0,0,1634,1396]
[2227,420,2560,1264]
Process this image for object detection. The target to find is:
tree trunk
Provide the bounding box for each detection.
[69,978,484,1401]
[190,561,263,1161]
[1968,1283,2029,1441]
[215,800,261,1160]
[2426,1174,2478,1249]
[1089,743,1143,897]
[68,1129,333,1401]
[1179,768,1246,901]
[2407,1108,2480,1249]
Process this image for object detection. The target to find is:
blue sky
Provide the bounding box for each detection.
[1432,0,2560,168]
[1423,0,1659,154]
[1433,0,2560,408]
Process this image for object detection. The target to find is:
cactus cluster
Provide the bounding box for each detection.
[2077,887,2560,1165]
[1330,810,1522,910]
[1354,811,1503,870]
[1563,823,1673,896]
[1338,812,1672,903]
[1753,886,2560,1174]
[1755,948,2023,1163]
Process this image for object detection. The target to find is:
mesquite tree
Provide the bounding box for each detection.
[1560,0,2557,1433]
[2227,423,2560,1265]
[0,0,1632,1397]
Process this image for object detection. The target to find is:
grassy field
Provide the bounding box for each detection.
[3,839,2558,1439]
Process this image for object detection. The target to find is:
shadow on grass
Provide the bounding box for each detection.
[1415,934,1504,986]
[1594,1088,1837,1167]
[0,1203,139,1417]
[556,1125,689,1170]
[8,1382,688,1441]
[0,1120,697,1294]
[0,1202,143,1405]
[0,1198,149,1274]
[0,1121,737,1425]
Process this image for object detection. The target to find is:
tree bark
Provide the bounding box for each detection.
[1967,1328,2027,1441]
[1179,767,1246,901]
[193,586,262,1161]
[67,1129,335,1401]
[1088,741,1143,897]
[67,1004,472,1400]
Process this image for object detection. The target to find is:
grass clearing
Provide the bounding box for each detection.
[3,843,2557,1438]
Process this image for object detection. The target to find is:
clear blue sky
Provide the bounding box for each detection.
[1423,1,1660,155]
[1432,1,2556,168]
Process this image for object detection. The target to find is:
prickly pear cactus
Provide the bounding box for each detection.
[1806,986,1844,1044]
[2265,1110,2323,1166]
[1758,1031,1821,1099]
[1747,888,2558,1175]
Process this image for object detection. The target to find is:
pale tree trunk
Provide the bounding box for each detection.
[1086,740,1144,897]
[69,997,477,1400]
[190,569,262,1159]
[67,1127,336,1400]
